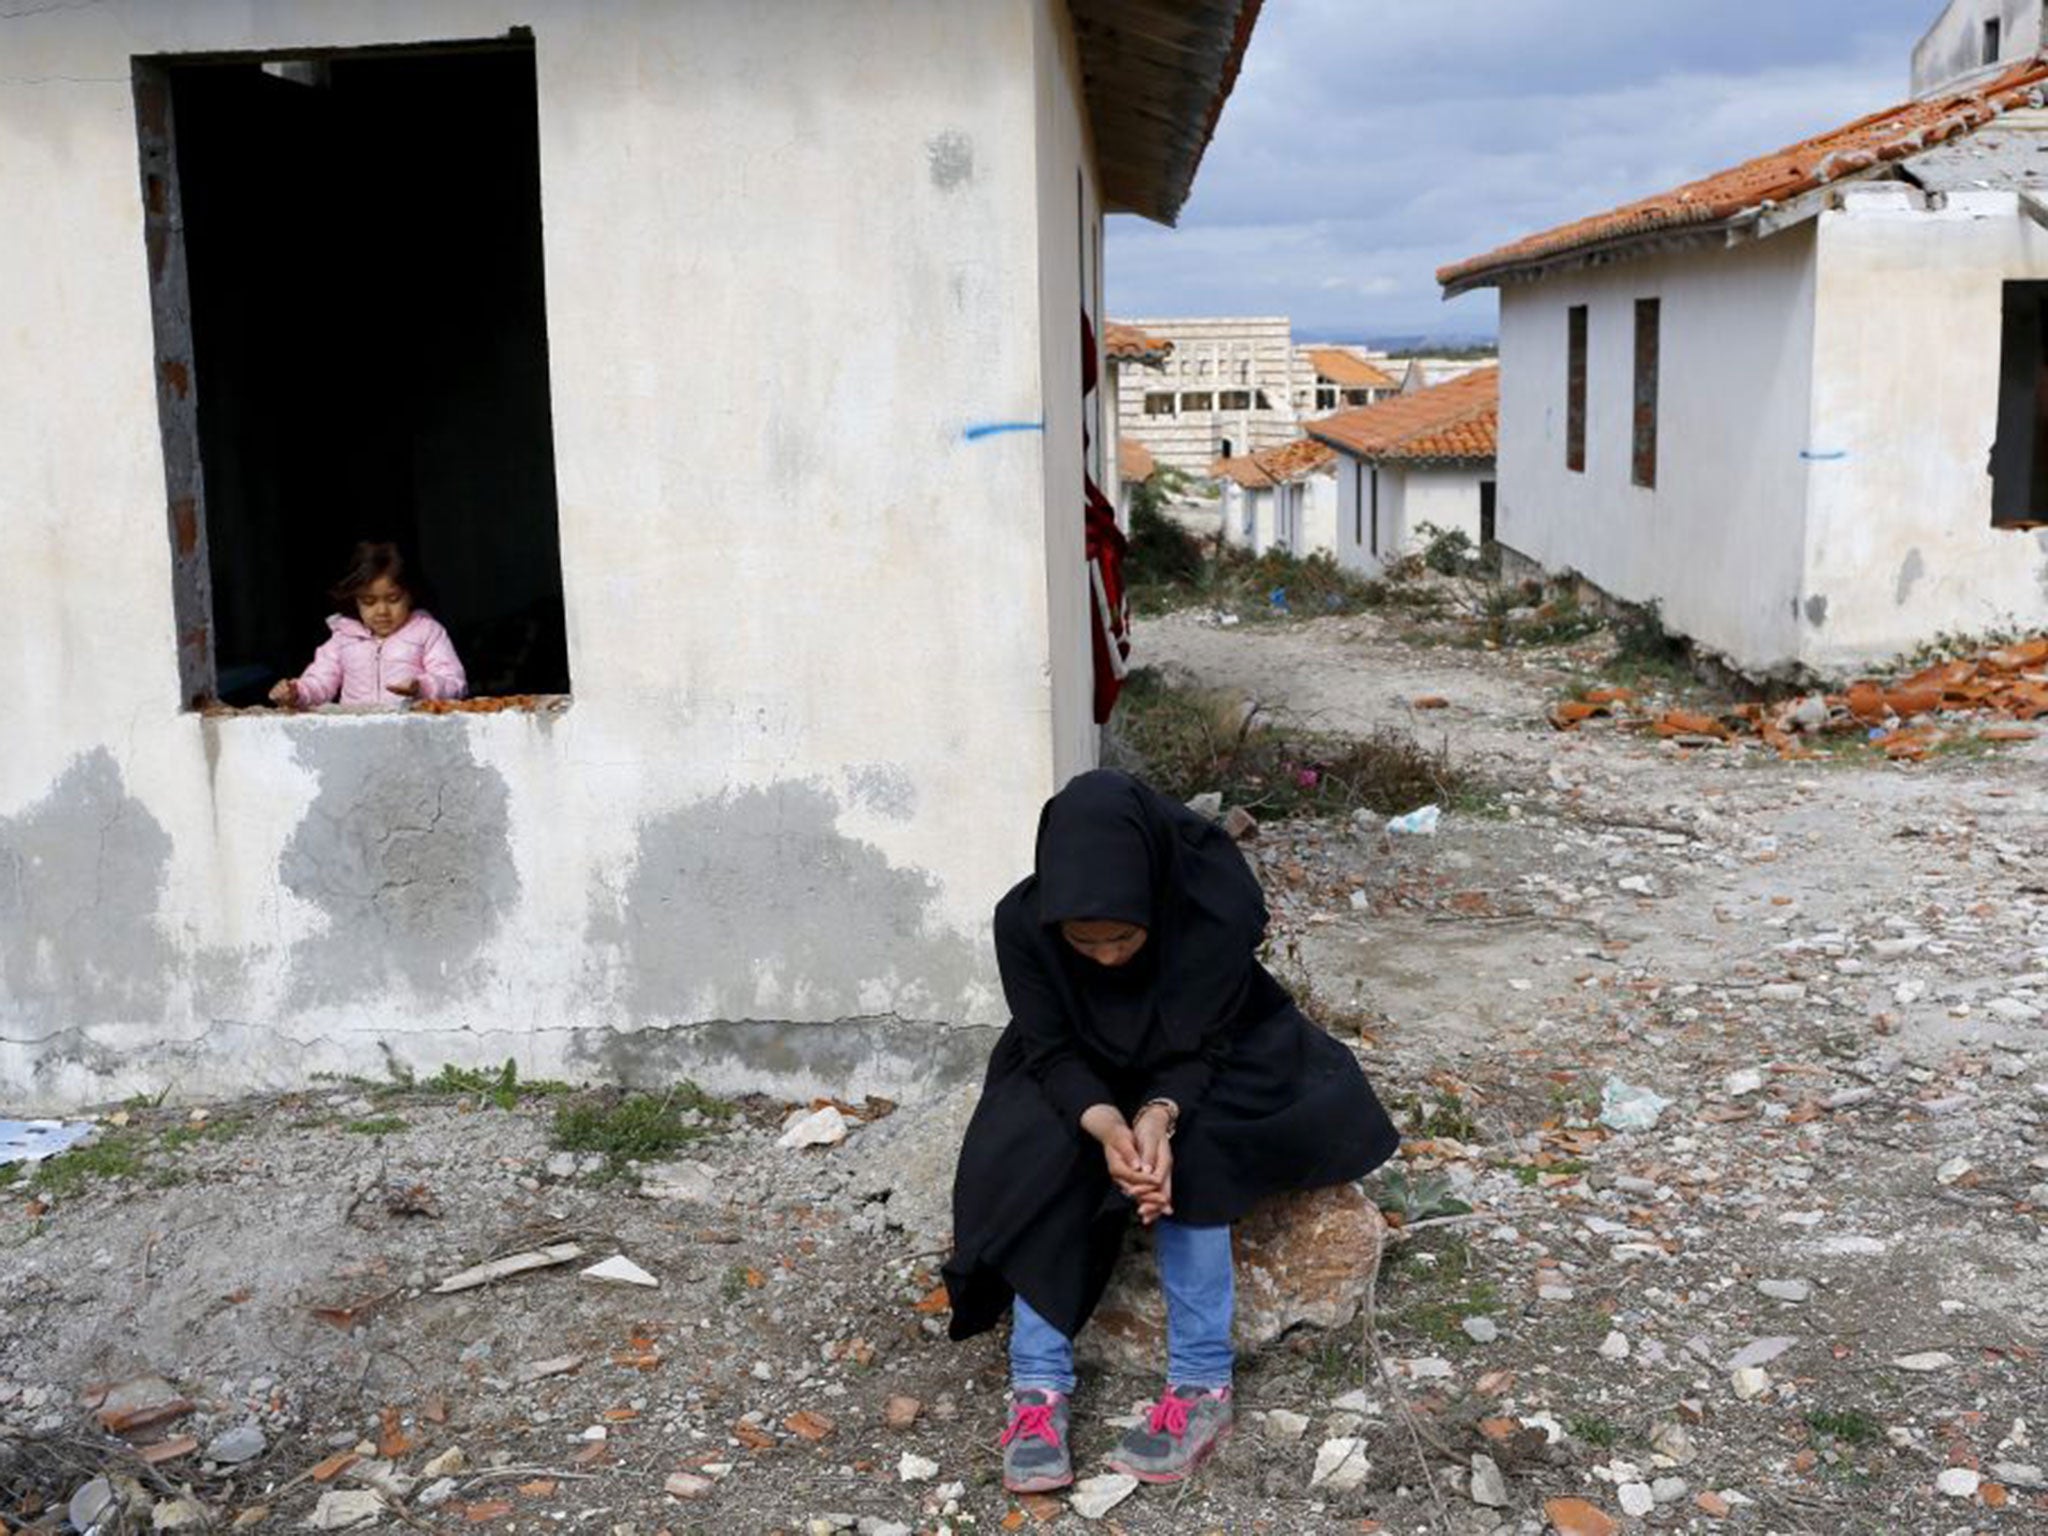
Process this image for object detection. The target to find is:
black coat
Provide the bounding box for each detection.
[943,771,1399,1341]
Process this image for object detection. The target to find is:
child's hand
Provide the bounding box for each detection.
[268,679,299,706]
[387,678,422,698]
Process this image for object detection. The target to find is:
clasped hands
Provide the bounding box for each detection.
[1080,1101,1175,1225]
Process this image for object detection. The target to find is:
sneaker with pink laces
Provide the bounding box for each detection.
[1000,1389,1072,1492]
[1105,1384,1233,1483]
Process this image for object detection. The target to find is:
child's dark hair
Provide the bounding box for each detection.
[329,541,416,612]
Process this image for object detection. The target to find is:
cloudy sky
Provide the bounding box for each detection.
[1107,0,1943,342]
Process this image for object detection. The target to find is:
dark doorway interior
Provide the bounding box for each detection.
[1479,479,1497,547]
[165,41,569,703]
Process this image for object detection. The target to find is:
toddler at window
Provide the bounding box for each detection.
[269,542,467,707]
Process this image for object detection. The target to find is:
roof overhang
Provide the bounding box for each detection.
[1069,0,1263,225]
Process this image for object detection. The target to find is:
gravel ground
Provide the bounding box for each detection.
[3,605,2045,1536]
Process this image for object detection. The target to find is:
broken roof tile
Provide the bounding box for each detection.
[1439,57,2048,293]
[1104,321,1175,365]
[1210,436,1337,488]
[1307,347,1396,388]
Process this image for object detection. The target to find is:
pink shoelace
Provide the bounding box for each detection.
[1147,1390,1194,1439]
[1002,1400,1061,1448]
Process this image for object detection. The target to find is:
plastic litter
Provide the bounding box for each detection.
[1268,587,1289,612]
[1385,804,1441,837]
[1598,1079,1672,1131]
[0,1119,98,1167]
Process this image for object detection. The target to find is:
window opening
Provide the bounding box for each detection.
[1218,390,1251,411]
[1990,280,2048,528]
[1369,466,1380,557]
[1353,462,1363,547]
[1181,391,1214,412]
[1144,392,1177,416]
[1480,480,1497,548]
[1632,298,1660,489]
[1255,389,1273,410]
[1218,437,1234,460]
[1315,386,1337,411]
[1343,388,1372,405]
[1566,304,1587,473]
[1985,17,2002,65]
[135,37,570,708]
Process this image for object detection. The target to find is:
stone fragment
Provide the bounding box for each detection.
[1262,1408,1310,1443]
[1727,1337,1796,1371]
[1068,1473,1138,1519]
[581,1255,659,1288]
[840,1082,980,1245]
[1994,1461,2045,1488]
[69,1478,116,1535]
[205,1424,266,1465]
[420,1448,467,1479]
[1650,1476,1687,1504]
[663,1472,714,1501]
[778,1106,850,1150]
[1310,1438,1370,1492]
[897,1453,938,1482]
[1597,1330,1630,1360]
[883,1395,922,1430]
[1617,1481,1654,1517]
[1730,1366,1771,1400]
[1221,806,1260,842]
[1722,1069,1765,1097]
[417,1480,459,1509]
[304,1490,384,1529]
[1078,1186,1385,1372]
[1936,1467,1980,1498]
[1462,1316,1499,1344]
[1934,1156,1973,1186]
[1649,1421,1697,1464]
[1469,1452,1508,1507]
[152,1499,207,1530]
[1756,1279,1811,1303]
[639,1160,719,1203]
[1891,1351,1956,1372]
[1695,1490,1731,1517]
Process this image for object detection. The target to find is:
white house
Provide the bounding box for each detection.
[1213,440,1341,558]
[1115,315,1303,470]
[1301,347,1398,414]
[1116,436,1160,529]
[0,0,1261,1109]
[1441,39,2048,677]
[1310,370,1498,574]
[1103,320,1172,529]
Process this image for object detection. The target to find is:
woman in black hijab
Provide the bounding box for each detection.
[944,769,1399,1491]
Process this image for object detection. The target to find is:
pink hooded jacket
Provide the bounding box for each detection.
[290,611,467,706]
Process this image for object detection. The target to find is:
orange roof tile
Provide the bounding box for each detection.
[1210,437,1337,488]
[1307,347,1396,388]
[1118,436,1158,483]
[1104,321,1175,364]
[1439,57,2048,294]
[1309,368,1497,463]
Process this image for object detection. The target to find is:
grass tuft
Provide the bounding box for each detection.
[553,1084,734,1178]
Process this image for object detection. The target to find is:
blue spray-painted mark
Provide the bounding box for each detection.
[963,420,1046,442]
[1800,449,1849,461]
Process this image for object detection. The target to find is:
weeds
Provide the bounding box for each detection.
[1393,1088,1481,1143]
[419,1060,573,1109]
[1806,1407,1883,1446]
[28,1134,145,1199]
[1569,1414,1623,1448]
[1415,522,1479,578]
[553,1083,733,1178]
[1108,666,1475,821]
[158,1116,250,1151]
[344,1117,410,1137]
[1375,1166,1472,1223]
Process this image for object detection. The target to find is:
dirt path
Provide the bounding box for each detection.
[3,612,2045,1535]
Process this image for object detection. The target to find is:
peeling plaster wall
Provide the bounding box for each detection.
[1802,191,2048,672]
[1496,229,1819,673]
[0,0,1103,1110]
[1912,0,2043,98]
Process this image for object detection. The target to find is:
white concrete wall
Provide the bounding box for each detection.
[1299,473,1340,558]
[1113,316,1300,470]
[1497,226,1820,671]
[1801,189,2048,670]
[1913,0,2042,97]
[1400,467,1489,554]
[0,0,1098,1108]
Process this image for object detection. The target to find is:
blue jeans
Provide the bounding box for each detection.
[1010,1221,1234,1392]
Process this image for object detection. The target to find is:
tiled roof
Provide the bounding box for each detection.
[1104,321,1175,365]
[1118,436,1158,483]
[1307,348,1396,388]
[1439,57,2048,294]
[1210,437,1337,488]
[1309,368,1498,464]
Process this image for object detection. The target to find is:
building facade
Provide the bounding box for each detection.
[1310,370,1497,574]
[0,0,1259,1109]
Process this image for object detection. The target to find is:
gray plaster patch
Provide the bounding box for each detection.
[845,763,917,821]
[1895,549,1926,606]
[279,727,516,1004]
[575,1016,997,1108]
[1804,594,1830,627]
[0,749,172,1028]
[926,130,974,190]
[590,780,978,1023]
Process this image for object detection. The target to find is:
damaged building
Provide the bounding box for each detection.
[0,0,1261,1109]
[1442,9,2048,677]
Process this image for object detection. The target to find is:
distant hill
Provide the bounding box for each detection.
[1294,327,1498,355]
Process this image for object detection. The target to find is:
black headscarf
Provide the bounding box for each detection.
[1025,770,1268,1068]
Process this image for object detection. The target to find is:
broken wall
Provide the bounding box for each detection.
[0,0,1100,1110]
[1494,228,1820,673]
[1801,185,2048,672]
